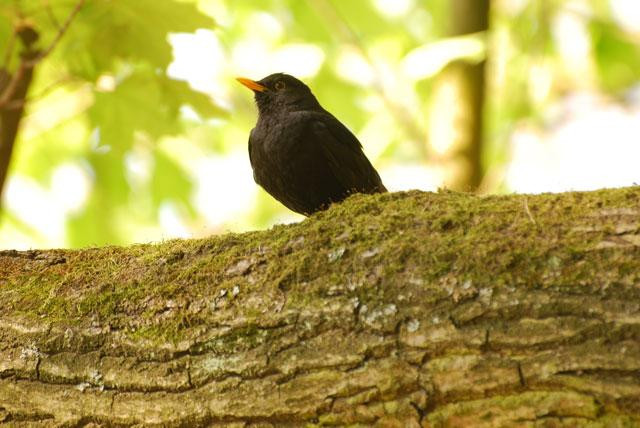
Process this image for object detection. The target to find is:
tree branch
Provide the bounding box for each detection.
[1,74,78,111]
[0,0,86,212]
[1,187,640,424]
[0,0,85,108]
[26,0,86,66]
[44,0,62,31]
[1,28,16,69]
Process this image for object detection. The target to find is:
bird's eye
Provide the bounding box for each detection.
[274,81,286,91]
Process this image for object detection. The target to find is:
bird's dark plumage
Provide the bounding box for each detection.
[238,73,386,215]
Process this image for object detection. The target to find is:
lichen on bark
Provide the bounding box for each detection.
[1,186,640,426]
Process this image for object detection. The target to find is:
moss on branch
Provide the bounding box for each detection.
[1,187,640,426]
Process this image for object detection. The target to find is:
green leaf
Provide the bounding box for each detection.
[150,150,195,217]
[88,70,180,150]
[90,0,214,65]
[57,0,215,78]
[158,75,227,120]
[67,150,129,247]
[593,23,640,91]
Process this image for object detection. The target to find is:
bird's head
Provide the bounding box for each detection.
[237,73,322,115]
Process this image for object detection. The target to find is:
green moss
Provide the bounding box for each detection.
[1,186,639,344]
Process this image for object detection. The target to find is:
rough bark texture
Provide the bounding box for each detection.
[1,186,640,427]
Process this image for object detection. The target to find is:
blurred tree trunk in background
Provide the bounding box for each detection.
[0,26,39,212]
[432,0,489,191]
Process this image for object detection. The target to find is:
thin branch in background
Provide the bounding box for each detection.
[0,0,86,214]
[27,0,86,65]
[0,0,85,108]
[2,29,16,69]
[44,0,62,30]
[2,99,26,111]
[2,74,79,111]
[0,52,36,216]
[28,74,78,101]
[0,60,31,109]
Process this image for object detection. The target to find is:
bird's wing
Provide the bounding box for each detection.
[307,112,386,193]
[248,128,255,166]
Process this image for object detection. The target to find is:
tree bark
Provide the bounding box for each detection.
[1,186,640,426]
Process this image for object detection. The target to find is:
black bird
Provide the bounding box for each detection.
[237,73,386,216]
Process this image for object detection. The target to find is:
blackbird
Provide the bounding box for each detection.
[237,73,386,216]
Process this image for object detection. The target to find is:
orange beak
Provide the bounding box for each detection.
[236,77,267,92]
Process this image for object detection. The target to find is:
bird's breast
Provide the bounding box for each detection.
[252,123,317,196]
[255,119,304,157]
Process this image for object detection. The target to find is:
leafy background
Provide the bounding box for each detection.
[1,0,639,249]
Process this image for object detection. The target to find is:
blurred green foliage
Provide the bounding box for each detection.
[1,0,221,247]
[0,0,638,249]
